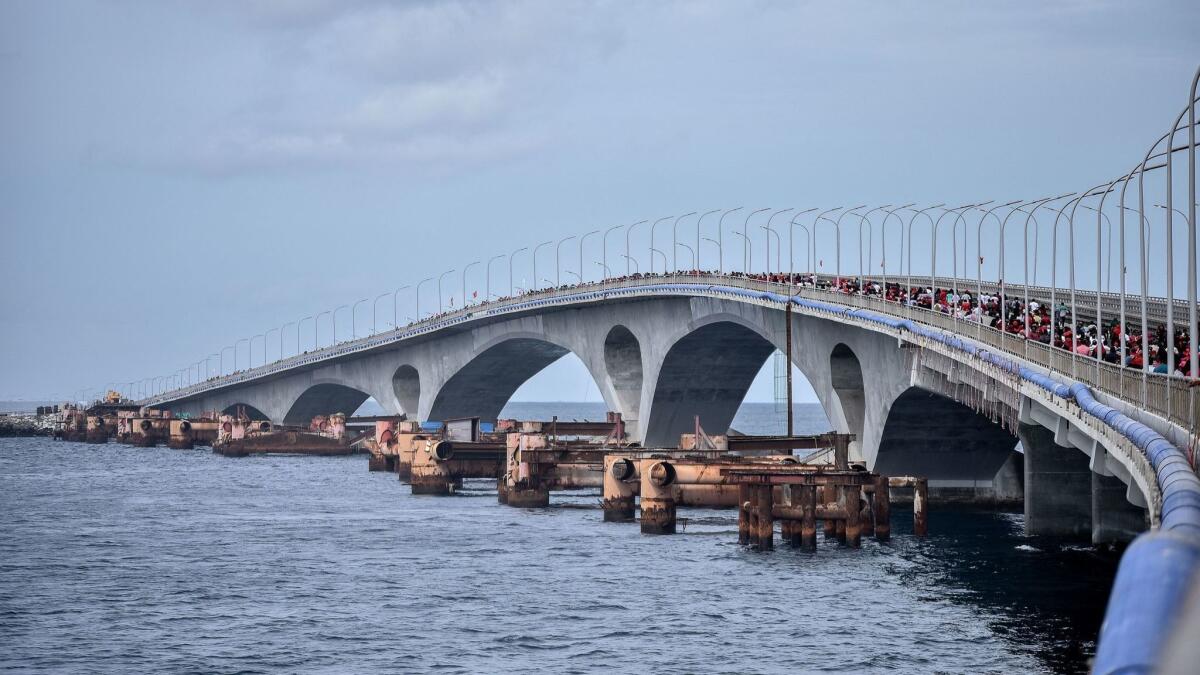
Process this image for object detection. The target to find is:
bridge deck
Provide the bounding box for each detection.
[140,273,1197,432]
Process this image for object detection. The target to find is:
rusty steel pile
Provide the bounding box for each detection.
[366,412,930,550]
[51,403,365,457]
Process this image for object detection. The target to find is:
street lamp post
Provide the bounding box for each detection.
[787,208,817,283]
[817,206,865,284]
[437,270,455,313]
[280,323,294,359]
[462,261,481,306]
[715,207,743,274]
[415,277,433,318]
[251,333,265,368]
[763,208,794,276]
[742,208,771,273]
[579,230,599,283]
[671,212,697,272]
[508,248,527,296]
[555,236,575,286]
[649,217,673,274]
[350,299,367,339]
[234,338,248,371]
[625,220,647,275]
[693,209,722,273]
[532,240,553,290]
[602,225,624,280]
[373,292,390,334]
[676,242,696,270]
[332,305,350,343]
[810,207,842,279]
[485,255,504,299]
[315,310,332,347]
[392,286,410,329]
[298,315,313,353]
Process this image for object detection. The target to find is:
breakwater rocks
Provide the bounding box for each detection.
[0,413,56,437]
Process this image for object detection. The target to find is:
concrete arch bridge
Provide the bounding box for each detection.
[145,274,1198,545]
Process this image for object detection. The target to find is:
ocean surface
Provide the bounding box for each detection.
[0,403,1117,674]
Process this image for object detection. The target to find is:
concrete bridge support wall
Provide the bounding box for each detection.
[1091,473,1148,545]
[1020,422,1093,538]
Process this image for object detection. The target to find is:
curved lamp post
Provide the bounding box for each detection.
[625,220,647,275]
[579,230,599,283]
[532,240,552,291]
[372,292,390,334]
[391,286,410,329]
[555,236,575,286]
[437,270,455,313]
[648,217,673,274]
[763,208,794,276]
[485,255,504,299]
[508,248,527,296]
[462,260,481,306]
[787,208,817,283]
[602,224,624,280]
[694,209,722,272]
[742,208,771,273]
[671,212,696,272]
[415,277,433,319]
[715,207,743,274]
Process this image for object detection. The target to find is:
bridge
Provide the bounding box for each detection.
[121,70,1200,672]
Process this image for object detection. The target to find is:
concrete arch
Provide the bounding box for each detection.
[643,320,777,447]
[392,365,420,418]
[221,402,269,420]
[283,382,371,426]
[875,386,1021,501]
[829,343,865,448]
[426,337,573,423]
[603,325,643,422]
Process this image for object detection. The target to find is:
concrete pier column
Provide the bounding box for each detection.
[602,456,637,522]
[639,459,676,535]
[1091,473,1147,545]
[1019,423,1091,538]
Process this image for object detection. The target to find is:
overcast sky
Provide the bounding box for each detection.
[2,0,1197,404]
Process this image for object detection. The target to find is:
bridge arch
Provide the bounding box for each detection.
[643,320,777,447]
[392,365,420,418]
[426,336,584,423]
[603,325,643,423]
[221,402,269,421]
[283,382,371,426]
[829,343,865,450]
[875,386,1021,501]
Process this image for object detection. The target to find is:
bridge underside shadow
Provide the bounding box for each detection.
[427,338,571,423]
[283,383,371,426]
[875,387,1022,504]
[643,321,776,448]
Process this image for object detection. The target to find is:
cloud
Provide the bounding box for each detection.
[167,0,623,174]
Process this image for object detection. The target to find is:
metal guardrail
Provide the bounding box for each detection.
[140,273,1197,433]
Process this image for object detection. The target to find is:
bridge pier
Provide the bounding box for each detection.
[1091,473,1147,545]
[1019,423,1092,538]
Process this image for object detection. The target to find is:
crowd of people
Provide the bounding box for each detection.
[509,269,1197,381]
[758,271,1195,380]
